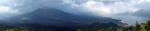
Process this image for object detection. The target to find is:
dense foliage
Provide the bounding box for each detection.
[77,17,150,31]
[0,17,150,31]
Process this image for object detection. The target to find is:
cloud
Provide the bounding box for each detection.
[0,0,140,15]
[61,0,150,25]
[0,0,150,25]
[0,6,19,14]
[132,10,150,17]
[131,0,150,17]
[61,0,140,16]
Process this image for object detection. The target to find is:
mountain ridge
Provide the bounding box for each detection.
[2,8,123,26]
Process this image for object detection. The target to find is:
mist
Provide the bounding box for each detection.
[0,0,150,25]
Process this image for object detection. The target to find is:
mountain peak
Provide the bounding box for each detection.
[3,7,123,26]
[33,8,65,14]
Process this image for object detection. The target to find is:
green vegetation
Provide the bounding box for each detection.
[134,21,141,31]
[1,17,150,31]
[4,28,28,31]
[0,25,28,31]
[77,17,150,31]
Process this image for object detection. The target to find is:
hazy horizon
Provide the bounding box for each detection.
[0,0,150,25]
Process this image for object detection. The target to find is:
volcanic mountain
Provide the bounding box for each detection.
[2,8,123,26]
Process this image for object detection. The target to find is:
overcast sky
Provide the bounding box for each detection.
[0,0,150,25]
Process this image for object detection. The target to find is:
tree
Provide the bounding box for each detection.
[146,17,150,30]
[134,21,141,31]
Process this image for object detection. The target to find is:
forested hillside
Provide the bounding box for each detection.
[0,17,149,31]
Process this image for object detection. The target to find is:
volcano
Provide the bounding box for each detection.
[2,8,123,26]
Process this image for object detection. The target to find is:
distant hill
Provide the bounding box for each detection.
[86,22,121,29]
[132,10,150,17]
[2,7,123,26]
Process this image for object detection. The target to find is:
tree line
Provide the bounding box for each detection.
[77,17,150,31]
[0,17,150,31]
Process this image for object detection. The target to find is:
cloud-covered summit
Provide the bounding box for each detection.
[0,0,150,25]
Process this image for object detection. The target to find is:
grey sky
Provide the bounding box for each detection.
[0,0,150,25]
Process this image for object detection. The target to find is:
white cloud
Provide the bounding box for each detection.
[0,6,19,14]
[82,1,112,16]
[0,0,150,25]
[64,0,139,16]
[61,0,149,25]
